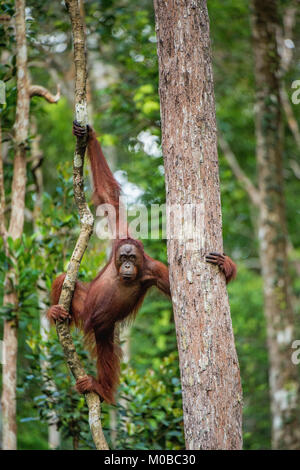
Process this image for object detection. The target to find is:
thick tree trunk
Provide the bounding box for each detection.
[1,0,29,450]
[154,0,243,450]
[251,0,300,449]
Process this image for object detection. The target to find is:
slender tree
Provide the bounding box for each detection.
[30,119,61,450]
[153,0,243,450]
[0,0,59,449]
[251,0,300,449]
[53,0,108,450]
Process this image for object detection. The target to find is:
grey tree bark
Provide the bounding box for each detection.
[153,0,243,450]
[251,0,300,449]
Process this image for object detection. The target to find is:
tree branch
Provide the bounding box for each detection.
[54,0,108,450]
[280,87,300,150]
[289,159,300,179]
[29,84,61,103]
[218,133,260,206]
[277,1,297,74]
[276,0,300,152]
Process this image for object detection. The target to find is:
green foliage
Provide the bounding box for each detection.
[34,99,75,195]
[23,328,104,449]
[0,235,40,321]
[228,265,270,449]
[116,353,183,450]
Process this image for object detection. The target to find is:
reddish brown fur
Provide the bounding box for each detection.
[48,125,237,404]
[87,127,128,238]
[223,256,237,284]
[87,127,120,209]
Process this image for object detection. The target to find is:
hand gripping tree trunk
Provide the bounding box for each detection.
[251,0,300,449]
[153,0,243,450]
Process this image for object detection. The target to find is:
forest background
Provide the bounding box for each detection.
[0,0,300,450]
